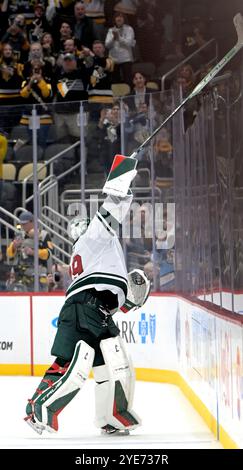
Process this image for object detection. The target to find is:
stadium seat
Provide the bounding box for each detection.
[10,125,29,142]
[17,163,47,181]
[146,81,159,90]
[14,145,44,162]
[44,144,76,175]
[0,181,18,212]
[112,83,131,97]
[46,124,58,144]
[2,163,16,181]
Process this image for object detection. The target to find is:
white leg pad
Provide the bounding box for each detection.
[93,336,141,430]
[35,340,94,431]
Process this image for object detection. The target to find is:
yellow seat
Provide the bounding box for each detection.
[112,83,131,97]
[18,163,47,181]
[2,163,17,180]
[147,81,159,90]
[155,177,173,189]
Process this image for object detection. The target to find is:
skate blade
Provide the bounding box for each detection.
[101,429,130,436]
[25,417,45,435]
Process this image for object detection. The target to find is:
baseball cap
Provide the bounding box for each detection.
[63,53,76,61]
[19,211,34,224]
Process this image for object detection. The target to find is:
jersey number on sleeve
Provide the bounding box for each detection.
[71,254,83,277]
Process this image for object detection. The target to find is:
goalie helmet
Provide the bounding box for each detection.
[69,216,89,241]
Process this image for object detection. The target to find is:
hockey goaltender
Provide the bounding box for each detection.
[25,153,150,436]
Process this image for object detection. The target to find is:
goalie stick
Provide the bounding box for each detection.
[129,13,243,160]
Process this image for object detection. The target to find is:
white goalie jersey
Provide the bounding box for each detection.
[66,194,133,308]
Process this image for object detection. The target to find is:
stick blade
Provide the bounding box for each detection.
[234,13,243,44]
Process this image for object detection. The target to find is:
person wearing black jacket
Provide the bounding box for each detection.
[54,52,89,141]
[72,1,96,49]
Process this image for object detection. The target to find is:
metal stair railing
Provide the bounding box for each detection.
[60,187,162,218]
[161,38,218,92]
[22,140,80,210]
[4,206,72,264]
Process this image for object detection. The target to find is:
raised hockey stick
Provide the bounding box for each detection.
[129,12,243,159]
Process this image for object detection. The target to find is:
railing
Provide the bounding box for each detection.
[161,37,218,92]
[22,140,81,209]
[1,206,71,265]
[60,187,162,219]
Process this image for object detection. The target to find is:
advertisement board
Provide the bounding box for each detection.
[32,295,64,365]
[216,316,243,446]
[31,294,178,372]
[0,291,242,447]
[0,295,31,367]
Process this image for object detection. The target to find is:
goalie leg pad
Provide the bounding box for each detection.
[93,336,141,431]
[27,340,94,432]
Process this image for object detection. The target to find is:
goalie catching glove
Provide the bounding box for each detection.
[103,154,137,198]
[119,269,151,313]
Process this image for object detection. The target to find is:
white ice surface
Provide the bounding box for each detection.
[0,376,222,449]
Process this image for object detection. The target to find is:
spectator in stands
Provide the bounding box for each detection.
[72,1,95,49]
[153,128,173,178]
[29,3,51,43]
[54,52,89,142]
[64,38,79,56]
[128,71,155,112]
[23,42,54,83]
[135,0,163,66]
[0,249,9,291]
[125,101,150,155]
[0,128,7,202]
[57,37,85,66]
[0,0,39,26]
[99,102,121,173]
[83,0,106,41]
[20,59,53,147]
[87,39,114,112]
[182,22,207,56]
[0,42,24,132]
[47,262,70,292]
[45,0,75,24]
[40,32,56,69]
[86,103,121,174]
[1,14,30,62]
[6,211,53,292]
[53,21,73,54]
[105,12,135,86]
[113,0,138,28]
[177,64,195,91]
[176,66,198,130]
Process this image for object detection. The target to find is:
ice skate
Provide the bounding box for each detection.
[101,424,130,436]
[24,412,45,435]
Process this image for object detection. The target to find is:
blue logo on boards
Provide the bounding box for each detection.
[149,314,156,343]
[138,313,156,344]
[52,317,58,328]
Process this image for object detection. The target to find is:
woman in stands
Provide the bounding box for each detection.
[128,71,155,112]
[105,12,135,87]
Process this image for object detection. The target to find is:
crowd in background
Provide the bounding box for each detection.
[0,1,219,292]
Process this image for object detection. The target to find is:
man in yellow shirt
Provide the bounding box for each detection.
[7,211,53,290]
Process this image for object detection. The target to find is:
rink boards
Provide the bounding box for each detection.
[0,291,243,449]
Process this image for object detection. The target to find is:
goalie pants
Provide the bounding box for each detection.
[51,290,120,366]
